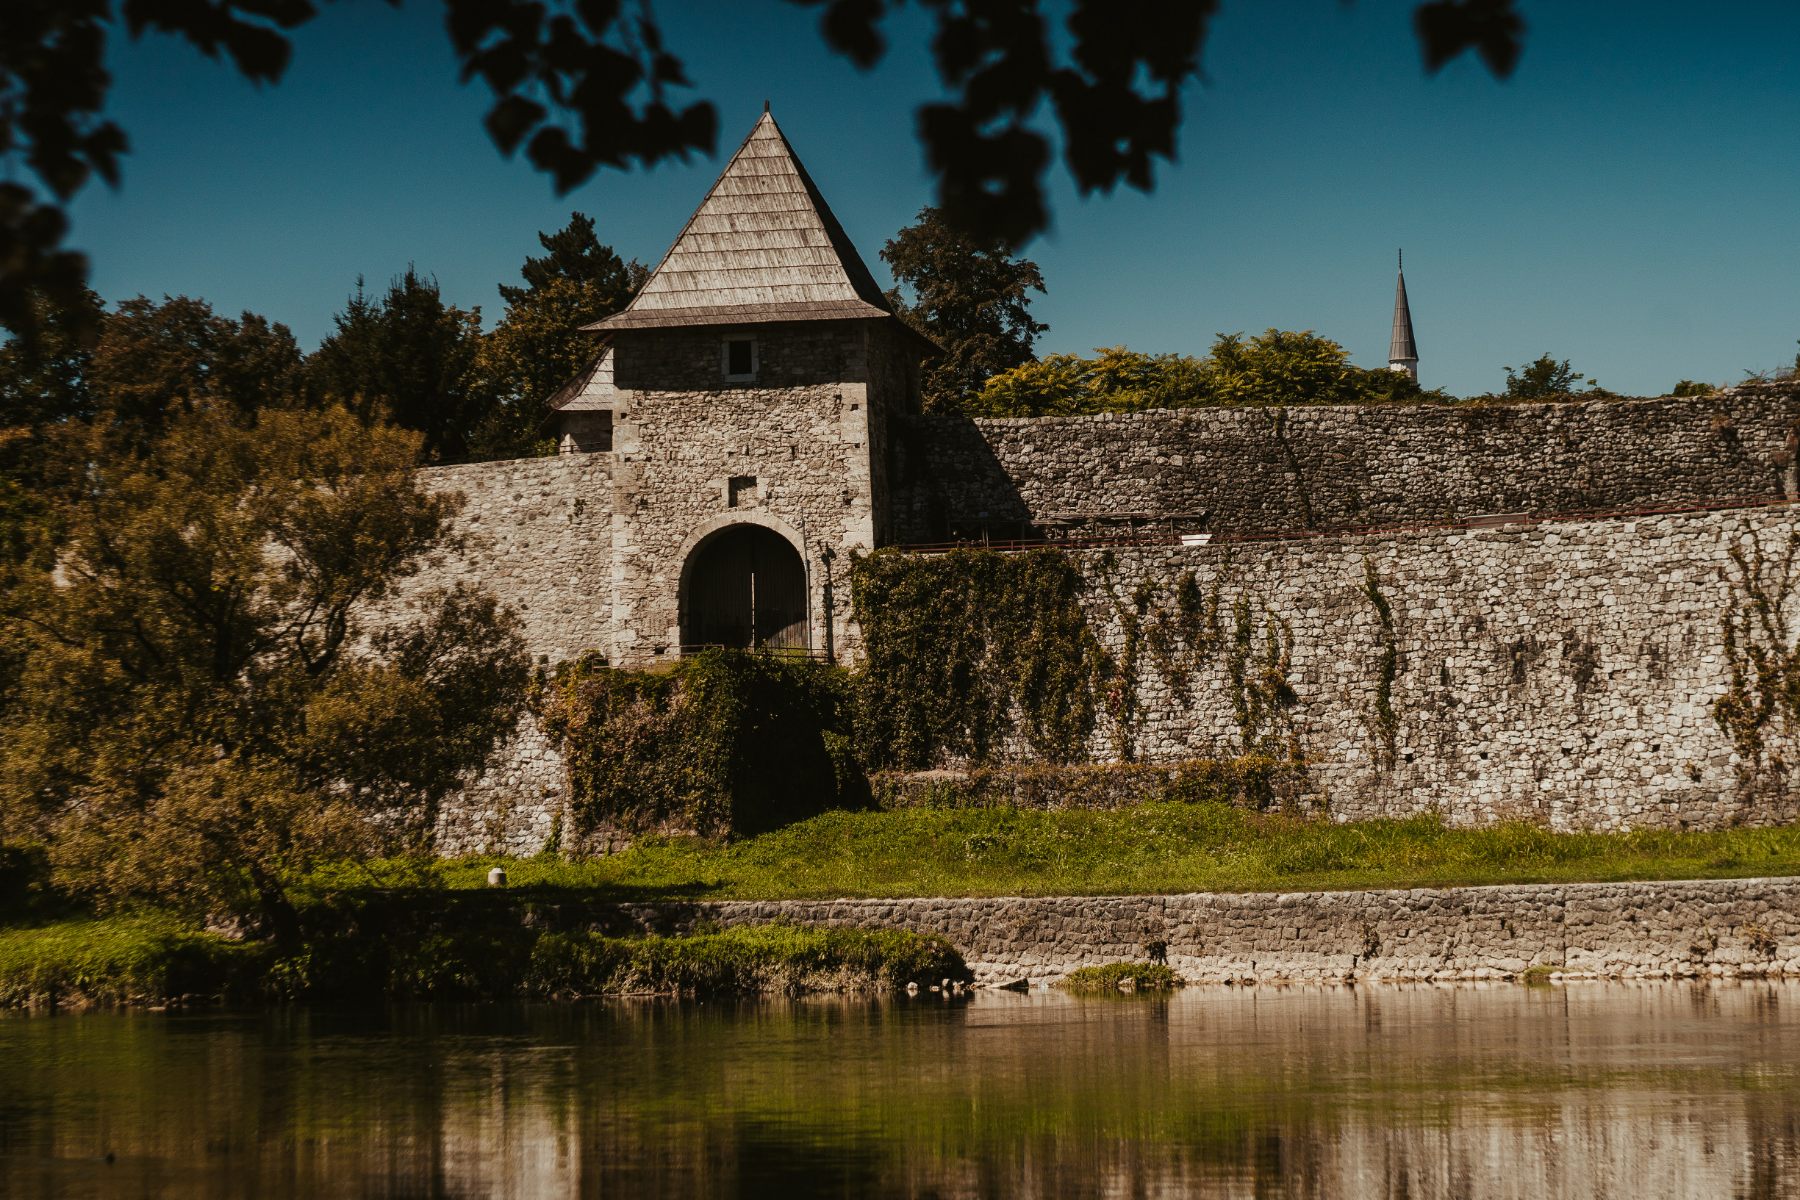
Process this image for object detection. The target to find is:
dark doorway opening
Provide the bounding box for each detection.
[681,525,809,652]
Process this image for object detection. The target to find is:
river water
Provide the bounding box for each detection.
[3,982,1799,1198]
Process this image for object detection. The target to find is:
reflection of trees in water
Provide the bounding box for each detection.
[6,987,1800,1198]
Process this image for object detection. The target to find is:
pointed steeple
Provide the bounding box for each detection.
[1388,250,1418,382]
[589,109,896,331]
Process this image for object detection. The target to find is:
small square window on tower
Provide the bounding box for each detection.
[728,475,758,507]
[722,336,757,381]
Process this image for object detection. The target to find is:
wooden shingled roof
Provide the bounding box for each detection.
[547,341,615,412]
[587,109,900,332]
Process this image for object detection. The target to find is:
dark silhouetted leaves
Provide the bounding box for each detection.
[1,0,1528,328]
[1414,0,1526,77]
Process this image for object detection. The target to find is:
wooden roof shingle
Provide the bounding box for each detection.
[588,110,898,332]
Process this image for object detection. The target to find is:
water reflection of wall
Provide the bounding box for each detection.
[5,985,1800,1197]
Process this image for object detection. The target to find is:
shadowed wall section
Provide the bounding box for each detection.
[889,385,1800,542]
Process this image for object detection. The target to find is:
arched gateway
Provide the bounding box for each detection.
[679,524,809,652]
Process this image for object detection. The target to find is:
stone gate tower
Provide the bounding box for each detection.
[554,109,933,667]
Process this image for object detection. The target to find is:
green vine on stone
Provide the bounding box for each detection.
[1361,558,1400,771]
[851,546,1106,769]
[1144,568,1224,705]
[1225,595,1301,760]
[1087,551,1154,761]
[1715,529,1800,801]
[533,649,864,842]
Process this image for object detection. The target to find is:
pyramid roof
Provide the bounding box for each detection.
[589,110,897,331]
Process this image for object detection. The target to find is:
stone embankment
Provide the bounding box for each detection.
[586,876,1800,987]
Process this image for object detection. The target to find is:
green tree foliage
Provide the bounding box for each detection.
[1669,379,1716,397]
[974,347,1206,417]
[308,269,487,463]
[0,404,529,935]
[1205,329,1425,406]
[90,294,305,445]
[0,288,102,435]
[1501,354,1596,399]
[1,291,305,621]
[881,207,1047,413]
[469,212,646,460]
[0,289,106,570]
[0,2,1523,334]
[974,331,1434,417]
[2,290,312,619]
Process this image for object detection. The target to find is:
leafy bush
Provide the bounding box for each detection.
[536,649,865,842]
[0,841,54,922]
[972,331,1441,417]
[0,910,966,1007]
[0,405,529,935]
[872,758,1305,812]
[1501,353,1602,400]
[528,924,967,997]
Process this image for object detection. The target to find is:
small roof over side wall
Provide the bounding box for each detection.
[548,341,617,412]
[587,110,901,332]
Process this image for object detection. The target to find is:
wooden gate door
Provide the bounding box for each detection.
[682,525,808,651]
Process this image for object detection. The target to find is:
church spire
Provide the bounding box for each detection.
[1388,249,1418,382]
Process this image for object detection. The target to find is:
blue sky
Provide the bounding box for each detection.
[67,0,1800,397]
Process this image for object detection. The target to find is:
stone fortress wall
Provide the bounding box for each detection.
[395,455,612,854]
[890,385,1800,541]
[409,454,615,662]
[415,385,1800,854]
[1061,504,1799,830]
[592,875,1800,987]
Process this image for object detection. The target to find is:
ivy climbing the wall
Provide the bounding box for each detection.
[1145,569,1224,706]
[1715,529,1800,805]
[1087,552,1154,761]
[534,650,865,842]
[851,547,1107,769]
[1226,596,1300,760]
[1361,559,1400,771]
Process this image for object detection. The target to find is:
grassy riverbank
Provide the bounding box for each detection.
[0,917,966,1009]
[11,803,1800,1008]
[441,803,1800,899]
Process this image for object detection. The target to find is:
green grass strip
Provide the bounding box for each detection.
[0,914,256,1007]
[435,803,1800,900]
[0,916,964,1007]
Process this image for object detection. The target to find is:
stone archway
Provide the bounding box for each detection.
[679,523,809,651]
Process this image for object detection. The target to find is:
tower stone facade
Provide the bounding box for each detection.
[553,110,930,666]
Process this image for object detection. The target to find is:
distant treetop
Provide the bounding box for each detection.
[971,331,1442,418]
